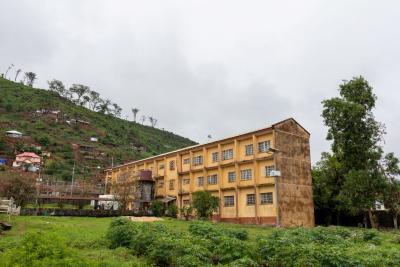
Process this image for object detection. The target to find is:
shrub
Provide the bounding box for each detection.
[150,200,164,217]
[166,204,178,218]
[0,232,89,266]
[213,236,250,264]
[362,229,381,244]
[106,217,137,249]
[192,191,219,219]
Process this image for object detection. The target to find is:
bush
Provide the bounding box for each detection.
[106,217,137,249]
[0,232,89,266]
[150,200,164,217]
[166,204,178,218]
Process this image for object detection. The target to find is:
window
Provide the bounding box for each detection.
[169,160,175,170]
[158,180,164,188]
[169,180,175,190]
[222,149,233,160]
[207,174,218,185]
[245,144,253,156]
[224,196,235,207]
[183,158,190,164]
[228,172,236,183]
[260,192,273,204]
[265,165,275,177]
[212,152,219,162]
[240,169,252,180]
[183,178,190,185]
[183,199,190,206]
[193,155,203,166]
[258,141,271,153]
[247,194,255,205]
[197,176,204,186]
[159,164,164,170]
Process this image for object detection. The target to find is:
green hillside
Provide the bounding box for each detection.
[0,77,196,180]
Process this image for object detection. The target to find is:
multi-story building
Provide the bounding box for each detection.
[105,118,314,227]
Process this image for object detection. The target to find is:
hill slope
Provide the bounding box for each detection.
[0,78,196,180]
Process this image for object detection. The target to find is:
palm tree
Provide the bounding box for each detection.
[14,69,22,81]
[5,64,14,79]
[131,108,139,122]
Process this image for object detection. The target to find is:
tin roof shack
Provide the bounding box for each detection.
[6,130,22,138]
[13,152,41,172]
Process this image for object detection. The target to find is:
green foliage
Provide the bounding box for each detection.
[106,218,137,249]
[189,221,248,241]
[192,191,219,219]
[317,76,387,226]
[180,205,194,220]
[0,77,196,180]
[0,232,89,267]
[166,204,178,218]
[150,200,165,217]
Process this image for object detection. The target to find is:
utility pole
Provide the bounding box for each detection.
[70,162,75,196]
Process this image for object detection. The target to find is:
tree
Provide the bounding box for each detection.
[111,172,137,214]
[14,69,22,82]
[148,116,157,127]
[382,153,400,229]
[131,108,139,122]
[88,90,101,110]
[97,99,111,114]
[321,76,386,228]
[180,205,193,221]
[47,79,66,96]
[150,200,164,217]
[69,84,90,105]
[312,152,343,225]
[192,191,219,219]
[112,103,122,117]
[24,72,37,87]
[4,64,14,79]
[140,115,146,125]
[0,173,36,207]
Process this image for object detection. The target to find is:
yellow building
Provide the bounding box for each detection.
[105,118,314,227]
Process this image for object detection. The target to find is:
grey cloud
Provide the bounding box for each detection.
[1,0,400,163]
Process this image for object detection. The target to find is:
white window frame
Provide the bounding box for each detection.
[258,141,271,153]
[240,169,252,180]
[224,196,235,207]
[265,165,275,177]
[193,155,203,166]
[228,172,236,183]
[197,176,204,186]
[212,152,219,162]
[222,149,233,160]
[260,192,273,204]
[207,174,218,185]
[247,194,255,205]
[245,144,253,156]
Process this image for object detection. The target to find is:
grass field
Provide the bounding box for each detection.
[0,215,400,266]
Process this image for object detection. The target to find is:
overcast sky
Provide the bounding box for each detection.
[1,1,400,163]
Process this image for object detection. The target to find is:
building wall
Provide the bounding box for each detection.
[106,118,313,227]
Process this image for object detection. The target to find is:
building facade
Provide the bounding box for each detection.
[105,118,314,227]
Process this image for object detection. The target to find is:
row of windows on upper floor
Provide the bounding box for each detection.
[182,192,273,207]
[159,141,271,170]
[160,166,275,189]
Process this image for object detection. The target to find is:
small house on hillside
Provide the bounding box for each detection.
[90,137,98,142]
[6,130,22,138]
[13,152,41,172]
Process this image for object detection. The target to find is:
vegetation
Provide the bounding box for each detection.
[313,76,400,228]
[191,191,219,219]
[0,172,36,207]
[0,77,196,180]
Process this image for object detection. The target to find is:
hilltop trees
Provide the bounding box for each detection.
[69,84,90,106]
[24,72,37,87]
[131,108,139,122]
[48,79,66,96]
